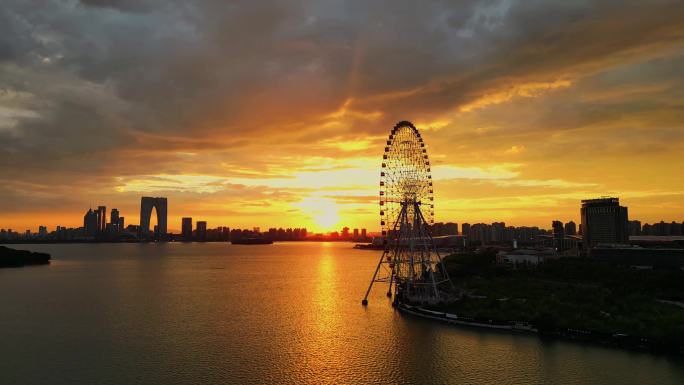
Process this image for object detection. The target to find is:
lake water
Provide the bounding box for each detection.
[1,242,682,384]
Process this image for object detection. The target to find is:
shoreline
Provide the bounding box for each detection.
[0,246,51,268]
[396,302,684,356]
[396,302,537,333]
[0,239,368,245]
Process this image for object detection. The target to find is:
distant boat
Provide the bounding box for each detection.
[231,238,273,245]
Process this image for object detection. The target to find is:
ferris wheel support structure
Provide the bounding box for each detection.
[362,121,454,306]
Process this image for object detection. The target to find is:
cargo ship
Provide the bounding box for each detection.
[230,238,273,245]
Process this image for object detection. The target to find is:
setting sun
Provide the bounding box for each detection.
[297,198,341,232]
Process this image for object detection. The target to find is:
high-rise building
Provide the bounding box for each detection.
[96,206,106,233]
[83,208,99,237]
[361,228,366,239]
[580,197,629,250]
[491,222,505,243]
[118,217,125,230]
[353,228,359,239]
[196,221,207,241]
[110,209,120,230]
[565,221,577,236]
[470,223,491,245]
[342,227,350,239]
[182,217,193,241]
[461,223,471,237]
[628,220,642,236]
[139,197,167,239]
[38,226,47,237]
[444,222,458,235]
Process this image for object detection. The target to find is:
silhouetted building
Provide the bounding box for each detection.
[565,221,577,236]
[461,223,470,237]
[83,208,99,237]
[182,217,193,241]
[430,222,459,236]
[110,209,120,230]
[552,220,564,250]
[117,217,125,230]
[581,197,629,250]
[491,222,505,243]
[196,221,207,241]
[361,229,366,239]
[96,206,106,233]
[139,197,168,239]
[628,220,642,236]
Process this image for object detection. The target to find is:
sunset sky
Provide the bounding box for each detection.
[1,0,684,233]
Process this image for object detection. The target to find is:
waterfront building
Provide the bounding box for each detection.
[182,217,193,241]
[139,197,168,239]
[361,228,366,239]
[628,220,642,236]
[196,221,207,242]
[110,209,120,230]
[581,197,629,250]
[96,206,106,233]
[83,208,99,237]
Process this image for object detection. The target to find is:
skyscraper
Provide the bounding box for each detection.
[83,208,99,237]
[182,217,193,241]
[110,208,120,230]
[196,221,207,242]
[580,197,629,250]
[628,220,642,236]
[139,197,168,239]
[96,206,106,233]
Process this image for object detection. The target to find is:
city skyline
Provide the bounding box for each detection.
[1,1,684,232]
[5,194,684,240]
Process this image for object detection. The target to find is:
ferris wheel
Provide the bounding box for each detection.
[363,121,453,306]
[380,121,434,238]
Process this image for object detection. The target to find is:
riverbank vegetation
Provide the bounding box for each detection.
[433,251,684,352]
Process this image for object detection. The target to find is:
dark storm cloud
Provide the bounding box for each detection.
[1,0,684,228]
